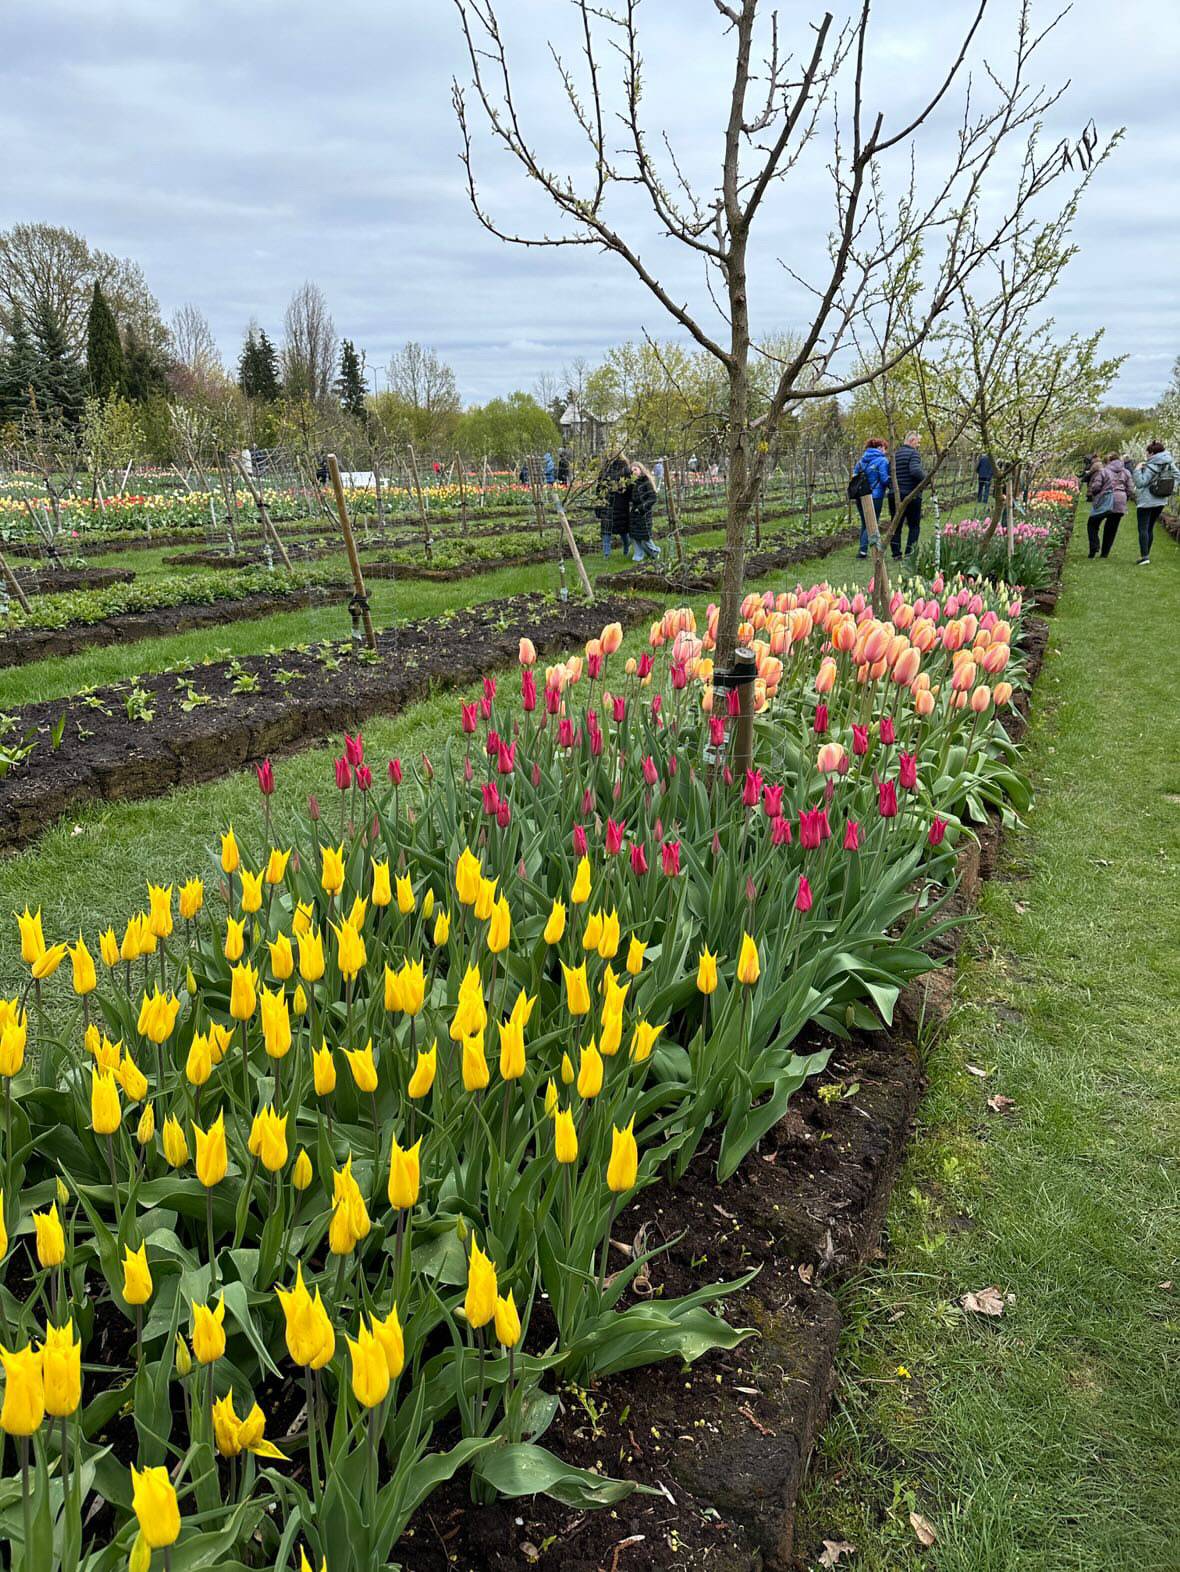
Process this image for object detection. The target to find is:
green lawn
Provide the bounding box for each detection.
[795,520,1180,1569]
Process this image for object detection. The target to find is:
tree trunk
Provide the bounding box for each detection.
[715,235,752,665]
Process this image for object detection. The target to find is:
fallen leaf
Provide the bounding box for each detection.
[909,1511,938,1548]
[961,1285,1005,1317]
[819,1539,857,1567]
[966,1063,990,1079]
[798,1263,815,1284]
[987,1094,1017,1114]
[1014,900,1029,915]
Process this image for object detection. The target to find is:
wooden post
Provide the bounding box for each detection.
[527,454,546,542]
[1006,478,1015,570]
[662,456,686,568]
[480,454,489,507]
[862,491,891,619]
[545,474,594,601]
[731,647,758,777]
[806,448,815,536]
[327,454,377,653]
[455,453,470,537]
[231,454,292,570]
[0,549,32,614]
[407,446,433,564]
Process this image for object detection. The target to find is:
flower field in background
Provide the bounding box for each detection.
[0,576,1033,1568]
[912,482,1075,587]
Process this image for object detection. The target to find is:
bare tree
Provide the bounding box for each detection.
[169,303,225,398]
[0,222,167,358]
[452,0,1107,659]
[282,281,338,405]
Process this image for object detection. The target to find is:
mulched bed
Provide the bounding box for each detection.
[0,591,657,853]
[13,565,135,596]
[617,529,851,592]
[0,584,353,669]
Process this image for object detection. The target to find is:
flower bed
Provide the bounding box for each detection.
[0,575,1036,1568]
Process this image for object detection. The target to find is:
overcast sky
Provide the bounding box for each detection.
[2,0,1175,407]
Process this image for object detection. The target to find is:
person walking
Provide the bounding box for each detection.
[976,452,995,506]
[851,438,891,558]
[627,461,662,561]
[1085,454,1114,559]
[542,451,556,485]
[556,449,572,485]
[595,452,633,558]
[1103,451,1133,558]
[1132,440,1177,565]
[891,431,926,559]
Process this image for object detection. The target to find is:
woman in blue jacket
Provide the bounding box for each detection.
[854,440,891,558]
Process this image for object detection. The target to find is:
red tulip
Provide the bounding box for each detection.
[843,819,860,851]
[651,695,663,718]
[481,782,500,815]
[344,732,364,766]
[637,652,654,679]
[255,758,275,796]
[771,814,792,846]
[496,800,512,829]
[799,808,824,850]
[814,703,829,735]
[486,728,501,757]
[879,716,896,745]
[588,727,603,758]
[878,779,898,818]
[581,788,594,815]
[726,687,741,718]
[763,783,784,819]
[612,695,626,723]
[898,752,918,790]
[464,754,473,782]
[497,741,516,775]
[605,818,626,856]
[630,842,649,876]
[670,660,688,691]
[521,669,537,712]
[558,718,574,749]
[587,651,603,679]
[461,702,478,734]
[545,686,562,716]
[928,815,948,846]
[355,763,372,792]
[479,695,492,721]
[335,756,351,791]
[742,768,763,808]
[388,758,403,786]
[483,676,496,702]
[661,839,681,877]
[573,824,588,855]
[708,716,726,747]
[531,762,542,787]
[852,724,869,756]
[641,755,659,787]
[795,875,813,913]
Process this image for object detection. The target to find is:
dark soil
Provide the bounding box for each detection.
[14,565,135,596]
[0,591,657,852]
[617,530,851,593]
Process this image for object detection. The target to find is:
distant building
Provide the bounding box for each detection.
[559,401,612,457]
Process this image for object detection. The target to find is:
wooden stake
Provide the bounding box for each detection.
[0,549,32,614]
[407,446,433,564]
[662,457,686,568]
[327,454,377,652]
[544,473,593,600]
[230,454,292,570]
[455,453,469,537]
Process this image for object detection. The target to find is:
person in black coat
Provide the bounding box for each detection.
[891,432,926,559]
[627,462,661,561]
[976,452,995,505]
[595,453,633,557]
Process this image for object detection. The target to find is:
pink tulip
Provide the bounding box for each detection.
[878,779,898,818]
[879,716,895,745]
[605,818,626,855]
[484,676,496,702]
[637,652,654,679]
[521,670,537,712]
[898,752,918,790]
[388,758,403,786]
[852,724,869,757]
[630,842,649,876]
[481,783,500,815]
[661,840,681,877]
[771,814,792,846]
[709,716,726,747]
[814,703,829,735]
[496,800,511,828]
[795,875,813,913]
[355,763,372,792]
[843,819,860,851]
[344,732,364,766]
[255,758,275,796]
[461,702,478,734]
[928,816,948,846]
[573,824,587,855]
[531,761,542,787]
[587,651,603,680]
[742,768,763,808]
[799,808,824,850]
[612,696,626,723]
[763,783,784,818]
[335,756,351,791]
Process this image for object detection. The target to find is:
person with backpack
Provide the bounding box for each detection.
[976,452,995,505]
[627,461,661,561]
[850,439,891,558]
[1132,440,1176,565]
[891,431,926,559]
[1085,454,1115,559]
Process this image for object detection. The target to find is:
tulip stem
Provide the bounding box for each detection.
[304,1368,322,1505]
[597,1197,619,1297]
[206,1189,218,1292]
[59,1413,70,1500]
[105,1134,122,1229]
[19,1438,31,1572]
[135,1306,143,1371]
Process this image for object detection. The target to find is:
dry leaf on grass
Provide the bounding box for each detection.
[961,1285,1006,1317]
[987,1094,1017,1114]
[818,1539,857,1567]
[909,1511,938,1548]
[965,1063,990,1079]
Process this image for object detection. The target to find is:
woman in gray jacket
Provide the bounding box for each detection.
[1086,455,1115,559]
[1132,441,1177,565]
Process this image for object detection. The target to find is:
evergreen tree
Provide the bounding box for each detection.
[0,307,41,422]
[335,339,367,418]
[32,299,85,423]
[238,326,281,400]
[86,281,124,398]
[121,324,167,403]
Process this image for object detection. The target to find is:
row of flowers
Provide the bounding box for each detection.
[0,572,1033,1568]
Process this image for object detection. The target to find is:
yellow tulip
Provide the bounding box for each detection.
[0,1342,44,1435]
[313,1043,337,1096]
[249,1106,289,1172]
[146,883,174,940]
[383,963,403,1013]
[220,826,240,875]
[297,926,325,983]
[208,1022,234,1064]
[265,847,291,885]
[292,900,314,938]
[422,888,436,920]
[570,856,592,905]
[122,1242,153,1306]
[16,906,45,965]
[259,987,292,1060]
[408,1043,437,1099]
[31,943,67,981]
[268,932,295,981]
[99,926,120,966]
[185,1031,213,1087]
[465,1238,498,1329]
[292,984,308,1016]
[560,1052,574,1085]
[387,1136,421,1209]
[237,871,263,915]
[90,1067,121,1135]
[178,878,204,920]
[487,895,511,954]
[543,898,566,944]
[582,909,604,952]
[136,1102,155,1146]
[373,1304,405,1379]
[333,918,366,981]
[462,1031,490,1092]
[455,846,482,906]
[347,893,367,932]
[561,961,591,1017]
[137,988,181,1046]
[544,1078,559,1116]
[193,1111,228,1187]
[69,935,97,995]
[119,1052,149,1103]
[276,1264,336,1369]
[736,932,760,986]
[696,946,719,994]
[599,1009,623,1059]
[0,1012,27,1077]
[607,1117,639,1193]
[42,1319,82,1417]
[494,1290,521,1349]
[474,876,497,923]
[343,1040,378,1094]
[131,1464,180,1549]
[630,1020,665,1063]
[229,962,259,1022]
[396,873,416,915]
[371,858,392,907]
[498,1017,526,1081]
[597,909,620,961]
[625,936,647,976]
[224,915,245,962]
[163,1115,189,1167]
[433,908,451,946]
[554,1108,578,1164]
[320,842,346,897]
[292,1148,313,1190]
[577,1040,604,1099]
[348,1320,391,1408]
[191,1296,227,1364]
[399,958,426,1016]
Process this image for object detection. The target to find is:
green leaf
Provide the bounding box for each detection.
[473,1440,640,1508]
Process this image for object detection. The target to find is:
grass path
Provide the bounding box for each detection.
[795,520,1180,1569]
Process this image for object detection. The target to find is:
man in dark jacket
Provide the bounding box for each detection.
[976,452,995,505]
[891,432,925,559]
[595,454,633,557]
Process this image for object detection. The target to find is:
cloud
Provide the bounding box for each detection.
[1,0,1175,406]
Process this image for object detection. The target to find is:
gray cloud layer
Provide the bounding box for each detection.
[2,0,1175,405]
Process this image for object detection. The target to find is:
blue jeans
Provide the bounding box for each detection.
[603,533,631,557]
[631,538,661,562]
[977,478,991,504]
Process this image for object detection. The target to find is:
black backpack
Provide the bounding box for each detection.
[1147,458,1176,499]
[847,466,872,500]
